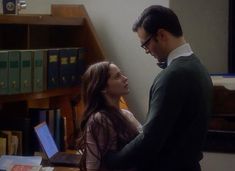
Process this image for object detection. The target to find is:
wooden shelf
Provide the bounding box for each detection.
[0,15,84,25]
[0,4,107,154]
[0,86,80,103]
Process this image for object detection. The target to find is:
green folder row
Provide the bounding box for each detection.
[0,50,46,95]
[0,47,86,95]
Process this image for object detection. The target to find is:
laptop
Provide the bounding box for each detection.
[34,122,81,167]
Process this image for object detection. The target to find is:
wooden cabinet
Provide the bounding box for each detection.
[0,4,106,152]
[205,85,235,153]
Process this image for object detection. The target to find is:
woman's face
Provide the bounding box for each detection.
[104,64,129,97]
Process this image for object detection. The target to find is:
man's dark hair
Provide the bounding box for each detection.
[132,5,183,37]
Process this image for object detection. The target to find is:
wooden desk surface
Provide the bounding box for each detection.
[54,167,80,171]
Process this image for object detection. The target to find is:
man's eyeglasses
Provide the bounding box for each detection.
[141,34,154,50]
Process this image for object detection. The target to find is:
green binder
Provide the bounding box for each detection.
[33,50,46,92]
[20,50,32,93]
[8,51,20,94]
[0,51,9,95]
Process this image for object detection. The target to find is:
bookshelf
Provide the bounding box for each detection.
[0,4,106,154]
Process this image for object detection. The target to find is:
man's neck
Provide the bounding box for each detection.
[169,36,186,52]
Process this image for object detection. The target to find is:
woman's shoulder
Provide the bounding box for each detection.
[121,109,136,123]
[121,109,142,132]
[121,109,134,117]
[87,111,112,126]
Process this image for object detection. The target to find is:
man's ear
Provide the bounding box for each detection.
[157,28,167,41]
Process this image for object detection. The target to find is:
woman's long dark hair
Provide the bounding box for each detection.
[78,61,138,171]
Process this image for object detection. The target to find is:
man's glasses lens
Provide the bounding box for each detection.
[141,35,153,49]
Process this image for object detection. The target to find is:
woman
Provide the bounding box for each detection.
[78,61,141,171]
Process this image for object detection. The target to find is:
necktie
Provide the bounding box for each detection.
[157,61,167,69]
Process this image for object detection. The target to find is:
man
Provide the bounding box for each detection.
[105,5,213,171]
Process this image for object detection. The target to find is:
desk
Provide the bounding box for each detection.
[54,167,80,171]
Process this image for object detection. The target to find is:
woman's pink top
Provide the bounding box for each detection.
[86,109,142,171]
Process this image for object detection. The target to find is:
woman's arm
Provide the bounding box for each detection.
[86,112,116,171]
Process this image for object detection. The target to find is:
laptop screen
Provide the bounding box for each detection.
[34,122,59,158]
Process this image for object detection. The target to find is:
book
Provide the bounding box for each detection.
[32,50,46,92]
[10,164,42,171]
[8,51,20,94]
[20,50,32,93]
[0,132,7,155]
[63,117,68,150]
[11,131,23,155]
[0,137,7,155]
[11,135,18,155]
[0,50,9,95]
[1,130,13,155]
[47,109,55,138]
[54,109,65,151]
[1,130,19,155]
[0,117,31,155]
[47,49,59,89]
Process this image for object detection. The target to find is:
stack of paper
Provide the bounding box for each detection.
[211,75,235,90]
[0,155,42,171]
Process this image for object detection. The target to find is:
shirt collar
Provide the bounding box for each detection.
[167,43,193,66]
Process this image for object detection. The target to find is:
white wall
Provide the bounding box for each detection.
[21,0,234,170]
[201,152,235,171]
[170,0,228,73]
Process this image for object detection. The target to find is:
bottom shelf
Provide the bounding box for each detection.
[0,86,83,156]
[204,130,235,153]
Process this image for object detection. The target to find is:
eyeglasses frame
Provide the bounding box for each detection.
[141,34,154,50]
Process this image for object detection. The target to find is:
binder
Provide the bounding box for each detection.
[0,51,8,95]
[32,50,46,92]
[68,48,78,86]
[47,49,59,89]
[59,49,70,87]
[20,50,32,93]
[8,51,20,94]
[76,47,86,85]
[11,131,23,155]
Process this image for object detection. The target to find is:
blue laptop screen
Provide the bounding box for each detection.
[34,122,59,158]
